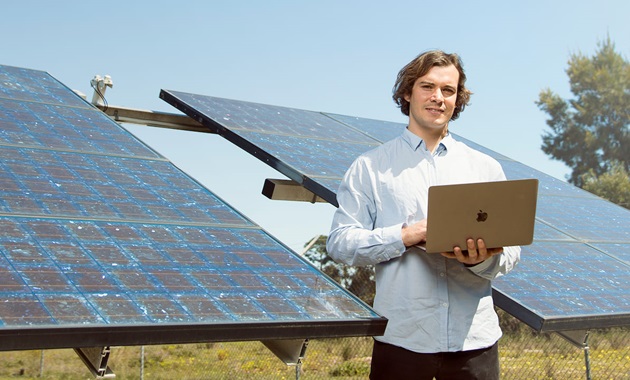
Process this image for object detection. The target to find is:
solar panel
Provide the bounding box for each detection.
[0,65,386,353]
[161,90,630,332]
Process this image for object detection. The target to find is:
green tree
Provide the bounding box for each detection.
[581,161,630,209]
[303,235,375,305]
[536,37,629,203]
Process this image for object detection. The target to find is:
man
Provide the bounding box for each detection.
[326,50,520,380]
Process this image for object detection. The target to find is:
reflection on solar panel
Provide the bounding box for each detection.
[161,90,630,332]
[0,65,386,353]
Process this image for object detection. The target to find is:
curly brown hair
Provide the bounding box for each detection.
[392,50,472,120]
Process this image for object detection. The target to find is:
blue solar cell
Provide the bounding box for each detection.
[166,92,378,144]
[324,113,405,143]
[536,196,630,242]
[0,65,385,350]
[0,99,159,158]
[325,113,515,160]
[532,221,576,242]
[236,130,376,179]
[493,241,630,330]
[161,91,630,332]
[588,243,630,265]
[0,65,89,108]
[0,145,253,225]
[0,216,379,325]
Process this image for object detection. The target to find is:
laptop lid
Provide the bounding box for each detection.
[423,179,539,253]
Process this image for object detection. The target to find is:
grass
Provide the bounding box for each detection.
[0,329,627,379]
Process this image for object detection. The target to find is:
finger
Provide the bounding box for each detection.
[466,239,478,261]
[467,238,477,252]
[453,246,469,262]
[476,238,487,253]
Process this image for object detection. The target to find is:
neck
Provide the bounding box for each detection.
[409,125,448,153]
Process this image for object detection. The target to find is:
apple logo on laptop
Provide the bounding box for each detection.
[476,210,488,222]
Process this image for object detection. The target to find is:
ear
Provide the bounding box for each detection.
[404,93,410,102]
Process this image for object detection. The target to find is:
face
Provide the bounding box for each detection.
[404,64,459,136]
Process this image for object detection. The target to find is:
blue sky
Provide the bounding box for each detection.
[3,1,628,252]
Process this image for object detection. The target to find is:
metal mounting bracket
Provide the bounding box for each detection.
[262,179,326,203]
[74,346,115,379]
[261,338,309,366]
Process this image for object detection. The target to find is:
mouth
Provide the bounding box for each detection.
[426,107,444,114]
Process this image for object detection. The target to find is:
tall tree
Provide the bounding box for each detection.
[536,37,629,195]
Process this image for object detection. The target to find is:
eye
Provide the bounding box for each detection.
[442,87,456,96]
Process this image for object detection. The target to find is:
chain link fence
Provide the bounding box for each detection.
[1,326,628,379]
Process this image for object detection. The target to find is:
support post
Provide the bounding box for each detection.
[97,104,208,132]
[555,330,591,380]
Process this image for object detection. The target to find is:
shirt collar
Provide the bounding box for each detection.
[402,127,452,156]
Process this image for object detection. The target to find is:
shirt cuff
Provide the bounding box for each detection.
[381,223,407,260]
[464,255,496,273]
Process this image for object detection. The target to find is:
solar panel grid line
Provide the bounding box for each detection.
[161,92,380,143]
[0,216,381,330]
[0,141,169,163]
[160,90,330,188]
[492,240,630,330]
[531,218,603,244]
[583,243,630,267]
[160,90,382,205]
[1,215,370,298]
[0,213,261,230]
[0,144,257,226]
[192,113,381,146]
[0,97,162,159]
[0,65,92,109]
[160,91,630,332]
[589,243,630,265]
[0,64,387,351]
[489,290,629,332]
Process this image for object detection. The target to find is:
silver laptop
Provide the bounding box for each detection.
[423,179,538,253]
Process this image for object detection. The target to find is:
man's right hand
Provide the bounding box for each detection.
[401,219,428,247]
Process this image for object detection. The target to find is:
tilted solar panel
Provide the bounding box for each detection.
[160,90,630,332]
[0,65,386,352]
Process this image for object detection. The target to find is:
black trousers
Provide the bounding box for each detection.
[369,339,500,380]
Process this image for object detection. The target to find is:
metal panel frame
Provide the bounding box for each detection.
[0,318,386,352]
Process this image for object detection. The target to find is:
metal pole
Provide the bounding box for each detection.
[39,350,44,377]
[295,360,302,380]
[583,332,592,380]
[301,235,322,256]
[140,346,145,380]
[555,330,592,380]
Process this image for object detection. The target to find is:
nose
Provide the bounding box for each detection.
[431,88,444,102]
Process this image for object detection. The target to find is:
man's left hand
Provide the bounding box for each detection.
[440,238,503,266]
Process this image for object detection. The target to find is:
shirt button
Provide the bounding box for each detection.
[439,272,445,277]
[442,303,448,308]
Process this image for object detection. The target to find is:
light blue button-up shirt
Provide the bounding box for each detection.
[327,128,520,353]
